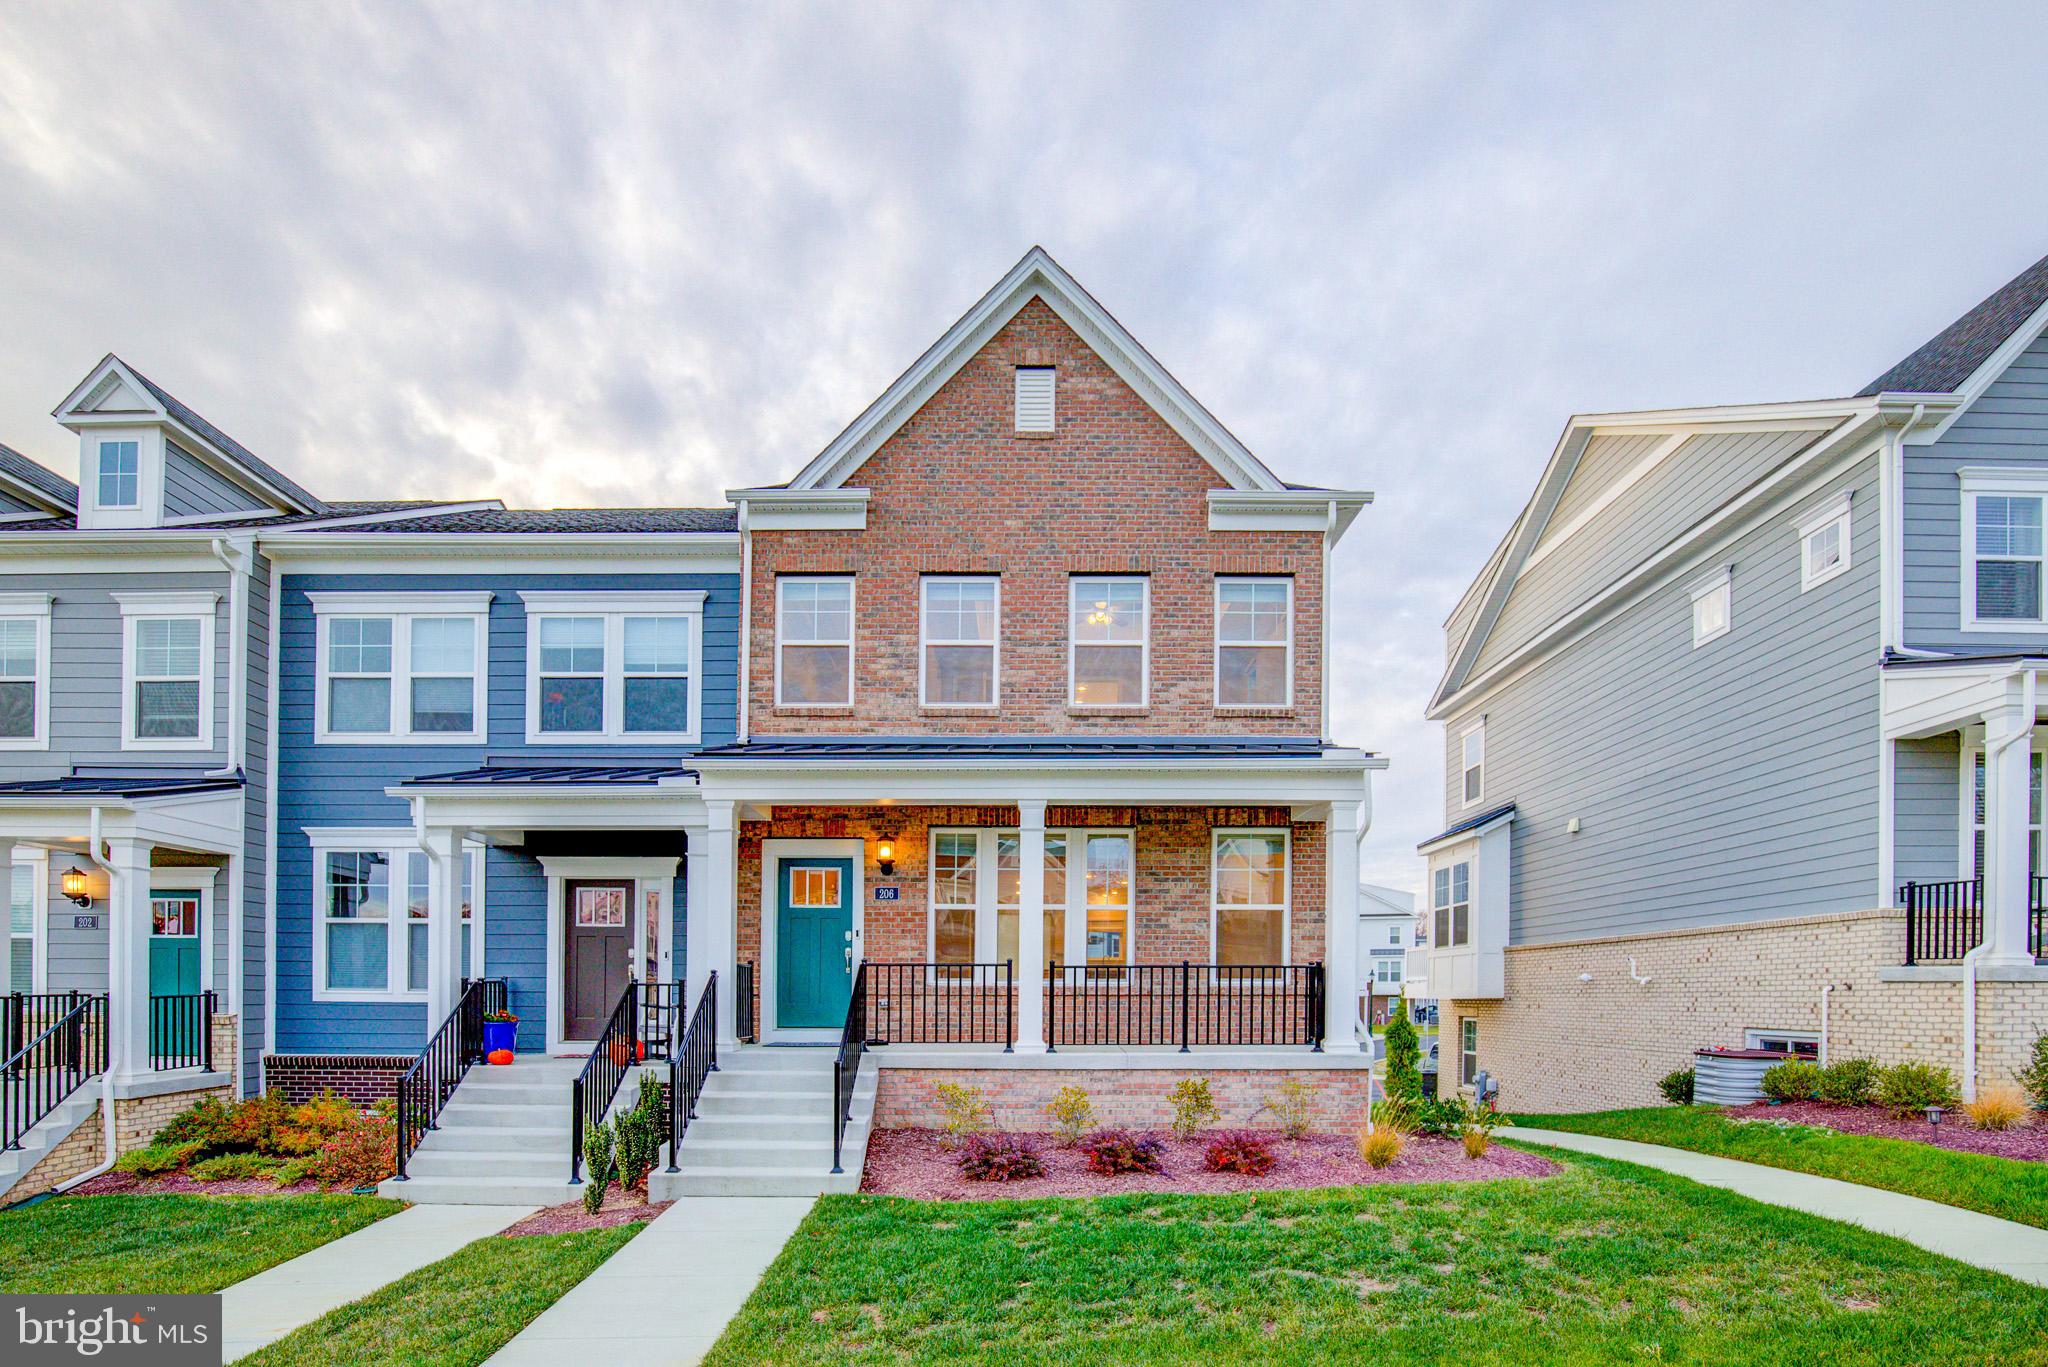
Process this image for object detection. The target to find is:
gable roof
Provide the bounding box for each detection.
[1860,250,2048,396]
[0,443,77,513]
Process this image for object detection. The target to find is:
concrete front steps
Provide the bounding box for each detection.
[377,1055,588,1206]
[649,1046,876,1199]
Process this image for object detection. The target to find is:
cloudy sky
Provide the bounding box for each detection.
[3,2,2046,890]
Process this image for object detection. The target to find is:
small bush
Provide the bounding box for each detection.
[1045,1085,1094,1147]
[153,1096,238,1158]
[270,1156,318,1186]
[1461,1127,1490,1159]
[307,1112,396,1190]
[1657,1067,1695,1106]
[1080,1128,1165,1176]
[1166,1078,1218,1140]
[1818,1057,1879,1107]
[1414,1095,1470,1139]
[1760,1060,1822,1102]
[190,1151,282,1182]
[957,1133,1044,1182]
[1382,1001,1422,1102]
[582,1121,614,1216]
[1260,1078,1317,1140]
[1358,1127,1403,1169]
[1876,1061,1961,1117]
[2021,1032,2048,1111]
[1202,1130,1276,1176]
[275,1095,359,1156]
[1963,1085,2030,1132]
[613,1080,665,1194]
[114,1142,200,1177]
[1367,1098,1415,1137]
[935,1083,993,1148]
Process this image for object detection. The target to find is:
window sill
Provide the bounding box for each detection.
[919,705,999,716]
[1066,706,1149,716]
[1012,430,1056,441]
[1212,706,1298,718]
[772,705,856,716]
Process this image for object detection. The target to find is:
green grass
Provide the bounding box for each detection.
[1511,1105,2048,1231]
[0,1193,398,1294]
[705,1156,2048,1365]
[240,1224,641,1367]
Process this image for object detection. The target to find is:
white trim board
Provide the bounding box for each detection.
[537,855,678,1055]
[758,837,863,1043]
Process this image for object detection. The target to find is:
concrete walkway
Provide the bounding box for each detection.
[220,1203,537,1361]
[1505,1126,2048,1288]
[486,1196,816,1366]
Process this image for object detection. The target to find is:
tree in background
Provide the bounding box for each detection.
[1383,994,1421,1102]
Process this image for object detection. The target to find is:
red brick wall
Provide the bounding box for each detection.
[749,298,1324,735]
[263,1054,410,1107]
[874,1067,1372,1135]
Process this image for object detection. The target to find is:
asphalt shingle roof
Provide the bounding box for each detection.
[1859,251,2048,396]
[119,359,327,512]
[0,444,77,509]
[314,507,738,534]
[1417,802,1515,851]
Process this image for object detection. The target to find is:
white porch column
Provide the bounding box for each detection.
[1981,704,2037,967]
[423,825,468,1029]
[1323,799,1364,1051]
[1014,799,1048,1054]
[105,837,153,1082]
[686,799,739,1046]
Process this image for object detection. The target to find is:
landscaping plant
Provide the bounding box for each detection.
[1876,1061,1961,1117]
[1818,1056,1879,1106]
[1259,1077,1317,1139]
[154,1096,239,1159]
[1166,1077,1218,1140]
[1045,1085,1095,1146]
[1366,1097,1415,1137]
[1080,1128,1166,1175]
[1202,1130,1276,1175]
[2022,1031,2048,1110]
[956,1133,1044,1182]
[113,1143,201,1177]
[1357,1125,1403,1169]
[1414,1094,1470,1138]
[581,1120,614,1216]
[1382,999,1421,1102]
[1962,1084,2029,1132]
[1760,1060,1822,1102]
[190,1152,282,1182]
[611,1079,666,1194]
[305,1111,397,1190]
[935,1082,993,1148]
[1460,1104,1501,1159]
[1657,1066,1695,1105]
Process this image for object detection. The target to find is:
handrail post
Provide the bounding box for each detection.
[1178,961,1191,1053]
[1310,961,1325,1052]
[1004,959,1015,1053]
[204,990,216,1072]
[1903,880,1918,966]
[569,1079,585,1185]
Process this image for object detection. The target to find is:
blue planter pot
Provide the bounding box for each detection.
[482,1021,517,1057]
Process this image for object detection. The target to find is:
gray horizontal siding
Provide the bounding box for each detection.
[1893,732,1961,887]
[163,442,269,520]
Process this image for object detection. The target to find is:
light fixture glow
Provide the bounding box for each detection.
[61,866,91,908]
[876,838,896,878]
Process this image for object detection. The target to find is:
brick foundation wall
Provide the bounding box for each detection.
[263,1054,411,1107]
[874,1067,1372,1135]
[1446,909,2048,1113]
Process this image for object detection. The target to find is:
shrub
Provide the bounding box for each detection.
[1166,1078,1218,1140]
[1818,1057,1879,1107]
[1367,1098,1416,1137]
[581,1120,614,1216]
[190,1151,282,1182]
[1461,1127,1490,1159]
[935,1083,992,1148]
[308,1111,397,1190]
[1876,1061,1961,1117]
[114,1142,200,1177]
[270,1156,319,1186]
[1045,1085,1094,1146]
[1358,1127,1403,1169]
[1080,1128,1165,1176]
[957,1133,1044,1182]
[1260,1078,1317,1140]
[1202,1130,1276,1176]
[1414,1095,1470,1139]
[1657,1067,1695,1106]
[1760,1060,1822,1102]
[153,1096,237,1157]
[613,1079,665,1193]
[1382,1002,1422,1102]
[275,1095,359,1156]
[2021,1032,2048,1111]
[1963,1085,2030,1132]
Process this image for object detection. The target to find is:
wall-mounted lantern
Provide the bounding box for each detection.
[61,866,92,908]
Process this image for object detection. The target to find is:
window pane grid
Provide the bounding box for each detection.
[779,578,853,705]
[1071,578,1146,706]
[1974,494,2045,621]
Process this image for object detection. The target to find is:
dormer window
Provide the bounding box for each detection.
[96,441,139,508]
[1015,367,1055,433]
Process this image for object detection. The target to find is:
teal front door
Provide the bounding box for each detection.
[149,893,202,1060]
[776,858,853,1029]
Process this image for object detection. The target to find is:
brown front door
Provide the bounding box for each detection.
[565,880,632,1039]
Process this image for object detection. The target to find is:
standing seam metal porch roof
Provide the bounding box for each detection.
[393,764,699,788]
[692,736,1349,761]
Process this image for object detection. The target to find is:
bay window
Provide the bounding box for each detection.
[777,577,854,706]
[520,592,704,742]
[1432,860,1471,948]
[1070,577,1147,706]
[921,577,998,707]
[1215,579,1292,707]
[310,593,489,743]
[1212,830,1289,967]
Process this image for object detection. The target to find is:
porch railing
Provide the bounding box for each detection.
[1,992,107,1151]
[664,973,718,1173]
[4,993,96,1072]
[147,991,216,1072]
[831,962,868,1175]
[570,980,643,1184]
[638,980,687,1063]
[1899,878,2048,964]
[1046,962,1325,1051]
[392,977,505,1182]
[736,960,757,1043]
[862,961,1014,1049]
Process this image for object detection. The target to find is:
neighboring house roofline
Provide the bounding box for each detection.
[1417,802,1514,854]
[0,443,78,514]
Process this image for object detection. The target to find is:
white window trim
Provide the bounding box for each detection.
[0,593,52,751]
[1431,857,1473,949]
[309,592,491,745]
[1460,1016,1479,1087]
[925,827,1128,969]
[1688,566,1732,648]
[1458,719,1485,810]
[1068,576,1150,709]
[307,827,486,1004]
[12,846,47,994]
[1795,491,1853,592]
[93,438,143,511]
[1207,827,1292,973]
[774,576,855,709]
[1213,577,1294,710]
[1959,467,2048,632]
[1014,365,1056,434]
[113,590,217,751]
[918,576,1000,710]
[519,591,706,744]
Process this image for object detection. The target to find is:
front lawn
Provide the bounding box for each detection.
[0,1193,398,1294]
[706,1154,2048,1364]
[239,1224,640,1366]
[1511,1106,2048,1231]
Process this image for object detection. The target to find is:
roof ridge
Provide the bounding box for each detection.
[1858,249,2048,396]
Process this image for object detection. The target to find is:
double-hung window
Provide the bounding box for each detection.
[1371,956,1404,989]
[521,592,705,742]
[776,577,854,707]
[1215,578,1292,707]
[921,577,998,707]
[313,831,485,1000]
[1964,471,2048,627]
[1432,860,1471,948]
[310,594,489,743]
[1460,1018,1478,1087]
[1459,723,1484,807]
[1212,829,1289,968]
[96,440,140,508]
[114,591,216,749]
[0,594,50,748]
[1070,576,1147,706]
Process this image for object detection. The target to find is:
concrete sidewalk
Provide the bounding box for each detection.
[485,1196,816,1366]
[220,1202,537,1361]
[1505,1126,2048,1287]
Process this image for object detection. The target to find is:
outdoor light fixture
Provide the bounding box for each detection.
[61,866,91,908]
[1924,1105,1945,1127]
[876,837,897,878]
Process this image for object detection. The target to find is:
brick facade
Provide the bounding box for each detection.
[747,298,1325,736]
[263,1054,411,1107]
[873,1066,1373,1135]
[1444,908,2048,1113]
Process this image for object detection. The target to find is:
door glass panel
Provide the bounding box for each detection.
[787,867,842,908]
[574,885,627,927]
[151,897,198,937]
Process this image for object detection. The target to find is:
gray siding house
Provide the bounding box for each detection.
[1421,253,2048,1113]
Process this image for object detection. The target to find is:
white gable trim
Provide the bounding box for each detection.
[1899,290,2048,446]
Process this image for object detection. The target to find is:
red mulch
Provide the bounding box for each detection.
[858,1127,1556,1201]
[67,1172,350,1197]
[1727,1100,2048,1161]
[501,1193,672,1237]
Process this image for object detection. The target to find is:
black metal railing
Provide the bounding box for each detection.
[1,993,106,1151]
[638,980,686,1061]
[664,973,719,1173]
[570,980,643,1184]
[147,991,216,1072]
[831,962,868,1175]
[393,977,505,1181]
[736,960,756,1043]
[3,993,94,1072]
[1045,962,1325,1051]
[862,961,1014,1049]
[1900,878,1982,964]
[2035,876,2048,960]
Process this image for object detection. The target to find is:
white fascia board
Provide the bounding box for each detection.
[53,355,164,424]
[725,488,869,529]
[385,786,703,834]
[1880,660,2047,740]
[0,469,73,518]
[1564,396,1881,430]
[1415,811,1512,857]
[1207,490,1373,542]
[691,758,1381,809]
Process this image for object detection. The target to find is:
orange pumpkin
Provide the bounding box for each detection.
[487,1048,515,1066]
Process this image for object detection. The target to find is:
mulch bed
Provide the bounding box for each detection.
[1728,1100,2048,1161]
[501,1193,671,1237]
[67,1172,348,1197]
[859,1127,1556,1201]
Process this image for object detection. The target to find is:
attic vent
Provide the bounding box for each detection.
[1014,366,1055,433]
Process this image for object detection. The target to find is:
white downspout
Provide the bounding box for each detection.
[1966,664,2036,1101]
[56,808,118,1193]
[736,501,752,744]
[1817,984,1832,1067]
[207,536,250,776]
[1887,404,1947,660]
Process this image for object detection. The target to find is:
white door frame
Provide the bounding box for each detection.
[149,865,221,997]
[539,855,679,1055]
[759,837,863,1043]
